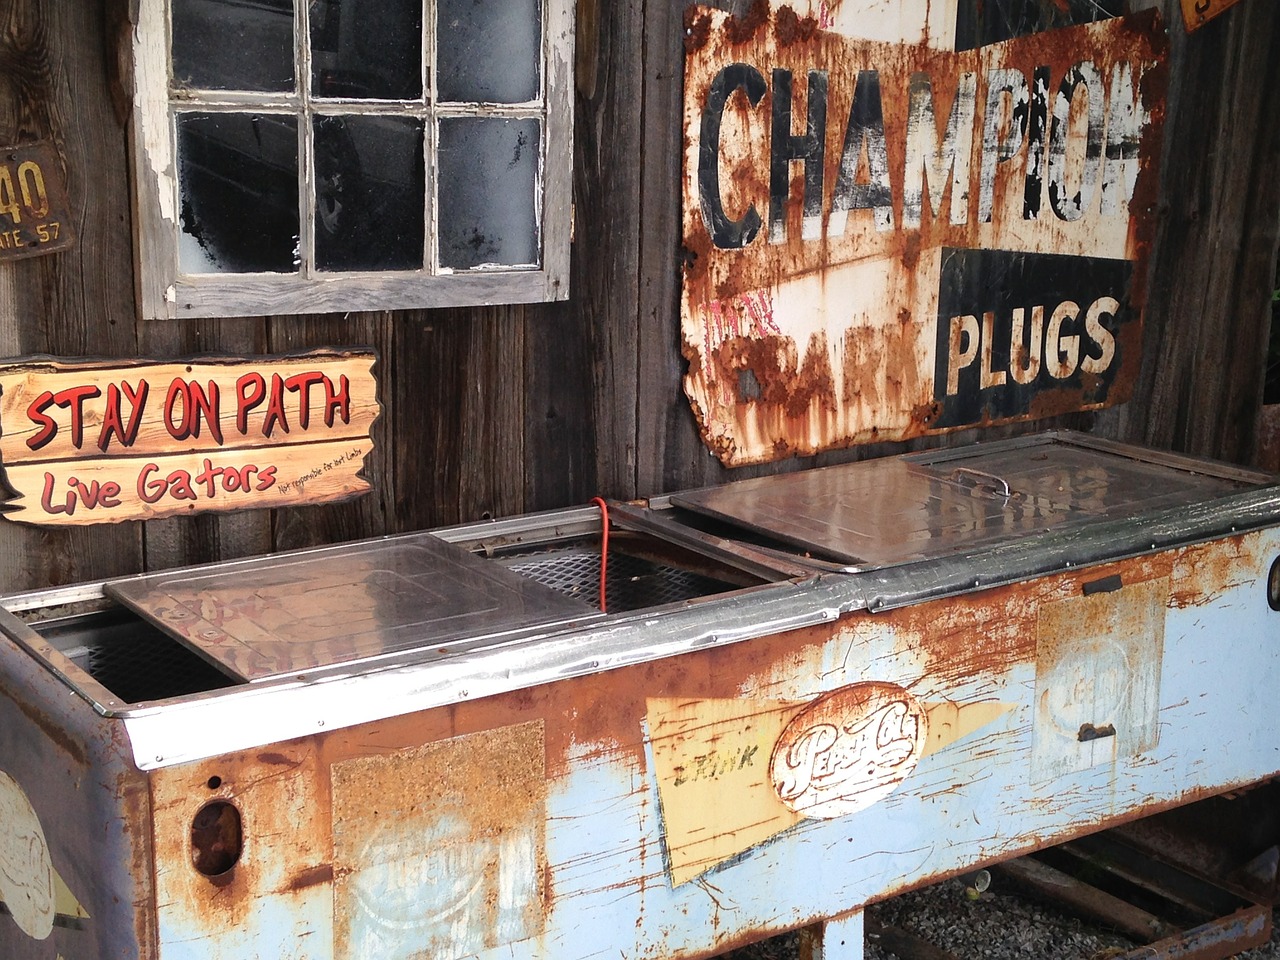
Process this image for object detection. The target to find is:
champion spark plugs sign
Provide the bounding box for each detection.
[0,352,379,525]
[681,1,1167,466]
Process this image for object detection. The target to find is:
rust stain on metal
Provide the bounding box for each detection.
[330,721,547,960]
[681,6,1170,465]
[719,332,838,416]
[1168,532,1262,610]
[256,751,300,767]
[775,6,823,46]
[6,691,88,767]
[285,863,334,892]
[519,549,1199,912]
[1032,576,1168,783]
[107,721,160,960]
[725,0,771,43]
[150,738,328,949]
[683,6,713,54]
[860,551,1175,689]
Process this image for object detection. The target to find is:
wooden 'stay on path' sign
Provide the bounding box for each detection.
[0,352,379,525]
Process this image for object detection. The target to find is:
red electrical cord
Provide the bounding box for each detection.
[590,497,609,612]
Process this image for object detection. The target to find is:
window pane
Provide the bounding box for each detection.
[172,0,295,92]
[310,0,422,99]
[177,113,300,273]
[314,116,425,271]
[437,0,540,103]
[438,118,540,270]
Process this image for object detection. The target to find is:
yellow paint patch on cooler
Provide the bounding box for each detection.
[647,697,805,886]
[647,691,1014,885]
[920,699,1017,758]
[53,870,90,921]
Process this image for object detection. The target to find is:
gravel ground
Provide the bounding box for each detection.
[720,877,1280,960]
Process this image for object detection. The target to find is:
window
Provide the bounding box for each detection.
[131,0,573,320]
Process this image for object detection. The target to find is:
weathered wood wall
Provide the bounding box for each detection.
[0,0,1276,591]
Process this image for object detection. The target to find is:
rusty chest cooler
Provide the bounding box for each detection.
[2,432,1280,960]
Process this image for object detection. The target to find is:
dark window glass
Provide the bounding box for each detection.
[310,0,423,99]
[437,0,540,103]
[314,115,425,271]
[177,112,300,273]
[438,118,539,269]
[172,0,295,92]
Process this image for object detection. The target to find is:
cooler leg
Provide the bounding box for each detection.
[799,909,865,960]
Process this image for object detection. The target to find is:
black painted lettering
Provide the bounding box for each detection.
[769,69,828,244]
[1049,62,1105,222]
[699,63,767,250]
[831,70,893,234]
[1023,66,1050,219]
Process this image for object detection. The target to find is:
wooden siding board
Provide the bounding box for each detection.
[570,0,644,502]
[636,0,786,497]
[1120,0,1280,464]
[0,0,143,589]
[389,307,528,532]
[636,0,705,497]
[523,297,596,512]
[268,312,395,552]
[457,306,527,524]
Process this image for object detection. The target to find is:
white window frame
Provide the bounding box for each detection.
[130,0,573,321]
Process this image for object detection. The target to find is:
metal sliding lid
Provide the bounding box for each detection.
[671,433,1272,569]
[105,533,601,682]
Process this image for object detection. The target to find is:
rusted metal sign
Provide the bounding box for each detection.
[1181,0,1244,32]
[0,351,379,525]
[0,142,75,261]
[681,3,1168,466]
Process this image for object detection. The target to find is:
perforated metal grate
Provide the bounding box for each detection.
[504,549,738,613]
[38,610,238,705]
